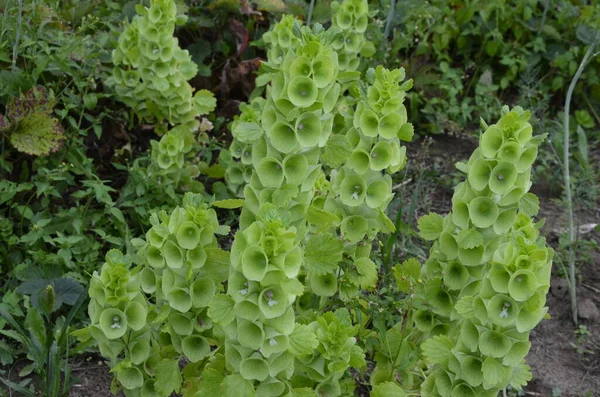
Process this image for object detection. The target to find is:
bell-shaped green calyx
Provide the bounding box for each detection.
[340,173,367,206]
[118,367,144,390]
[130,339,150,365]
[176,221,201,250]
[468,159,492,191]
[369,141,393,171]
[295,112,322,148]
[125,301,147,331]
[240,353,270,381]
[508,270,537,302]
[283,154,309,184]
[146,245,165,268]
[468,197,499,229]
[288,76,318,108]
[310,272,338,297]
[192,277,216,308]
[480,126,504,158]
[258,286,288,319]
[169,312,194,335]
[341,215,368,243]
[238,320,265,350]
[99,308,128,339]
[256,158,285,188]
[271,122,298,153]
[489,162,518,195]
[241,245,269,282]
[163,240,183,269]
[182,335,211,362]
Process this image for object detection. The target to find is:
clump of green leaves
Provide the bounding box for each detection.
[108,0,216,131]
[0,86,65,156]
[0,268,85,397]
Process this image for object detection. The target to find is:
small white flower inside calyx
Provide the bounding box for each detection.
[499,301,511,318]
[111,315,121,329]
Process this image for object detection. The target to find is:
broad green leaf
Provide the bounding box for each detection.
[307,206,340,229]
[194,89,217,115]
[418,213,444,241]
[213,199,245,209]
[233,122,263,143]
[288,324,318,357]
[457,229,483,249]
[355,257,378,289]
[481,356,507,389]
[9,113,65,156]
[155,359,183,396]
[421,335,453,364]
[394,258,421,293]
[322,135,352,168]
[53,278,84,305]
[575,110,595,128]
[372,382,406,397]
[200,248,230,283]
[304,233,343,275]
[518,193,539,217]
[222,374,255,397]
[208,294,235,325]
[454,296,475,318]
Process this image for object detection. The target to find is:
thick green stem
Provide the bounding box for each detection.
[384,0,396,39]
[563,43,596,324]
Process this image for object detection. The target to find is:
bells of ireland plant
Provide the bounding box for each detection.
[414,106,552,396]
[147,125,206,193]
[85,193,229,397]
[201,22,369,396]
[108,0,216,131]
[304,64,412,303]
[331,0,373,71]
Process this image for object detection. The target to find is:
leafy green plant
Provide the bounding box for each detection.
[108,0,216,131]
[407,107,553,395]
[0,86,65,156]
[0,270,85,397]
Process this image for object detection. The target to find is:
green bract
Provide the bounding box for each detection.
[108,0,215,130]
[415,106,552,396]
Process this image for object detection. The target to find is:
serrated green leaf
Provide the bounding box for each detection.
[455,161,469,173]
[304,233,343,275]
[456,229,483,249]
[288,324,318,357]
[518,193,539,217]
[418,213,444,241]
[575,110,595,129]
[307,205,340,229]
[355,257,378,289]
[454,296,475,318]
[213,199,245,209]
[482,356,507,389]
[208,294,235,325]
[421,335,454,364]
[154,359,182,396]
[372,382,407,397]
[509,362,532,390]
[9,113,65,156]
[195,89,217,115]
[233,122,263,143]
[394,258,421,293]
[281,278,305,296]
[322,135,352,168]
[223,374,255,397]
